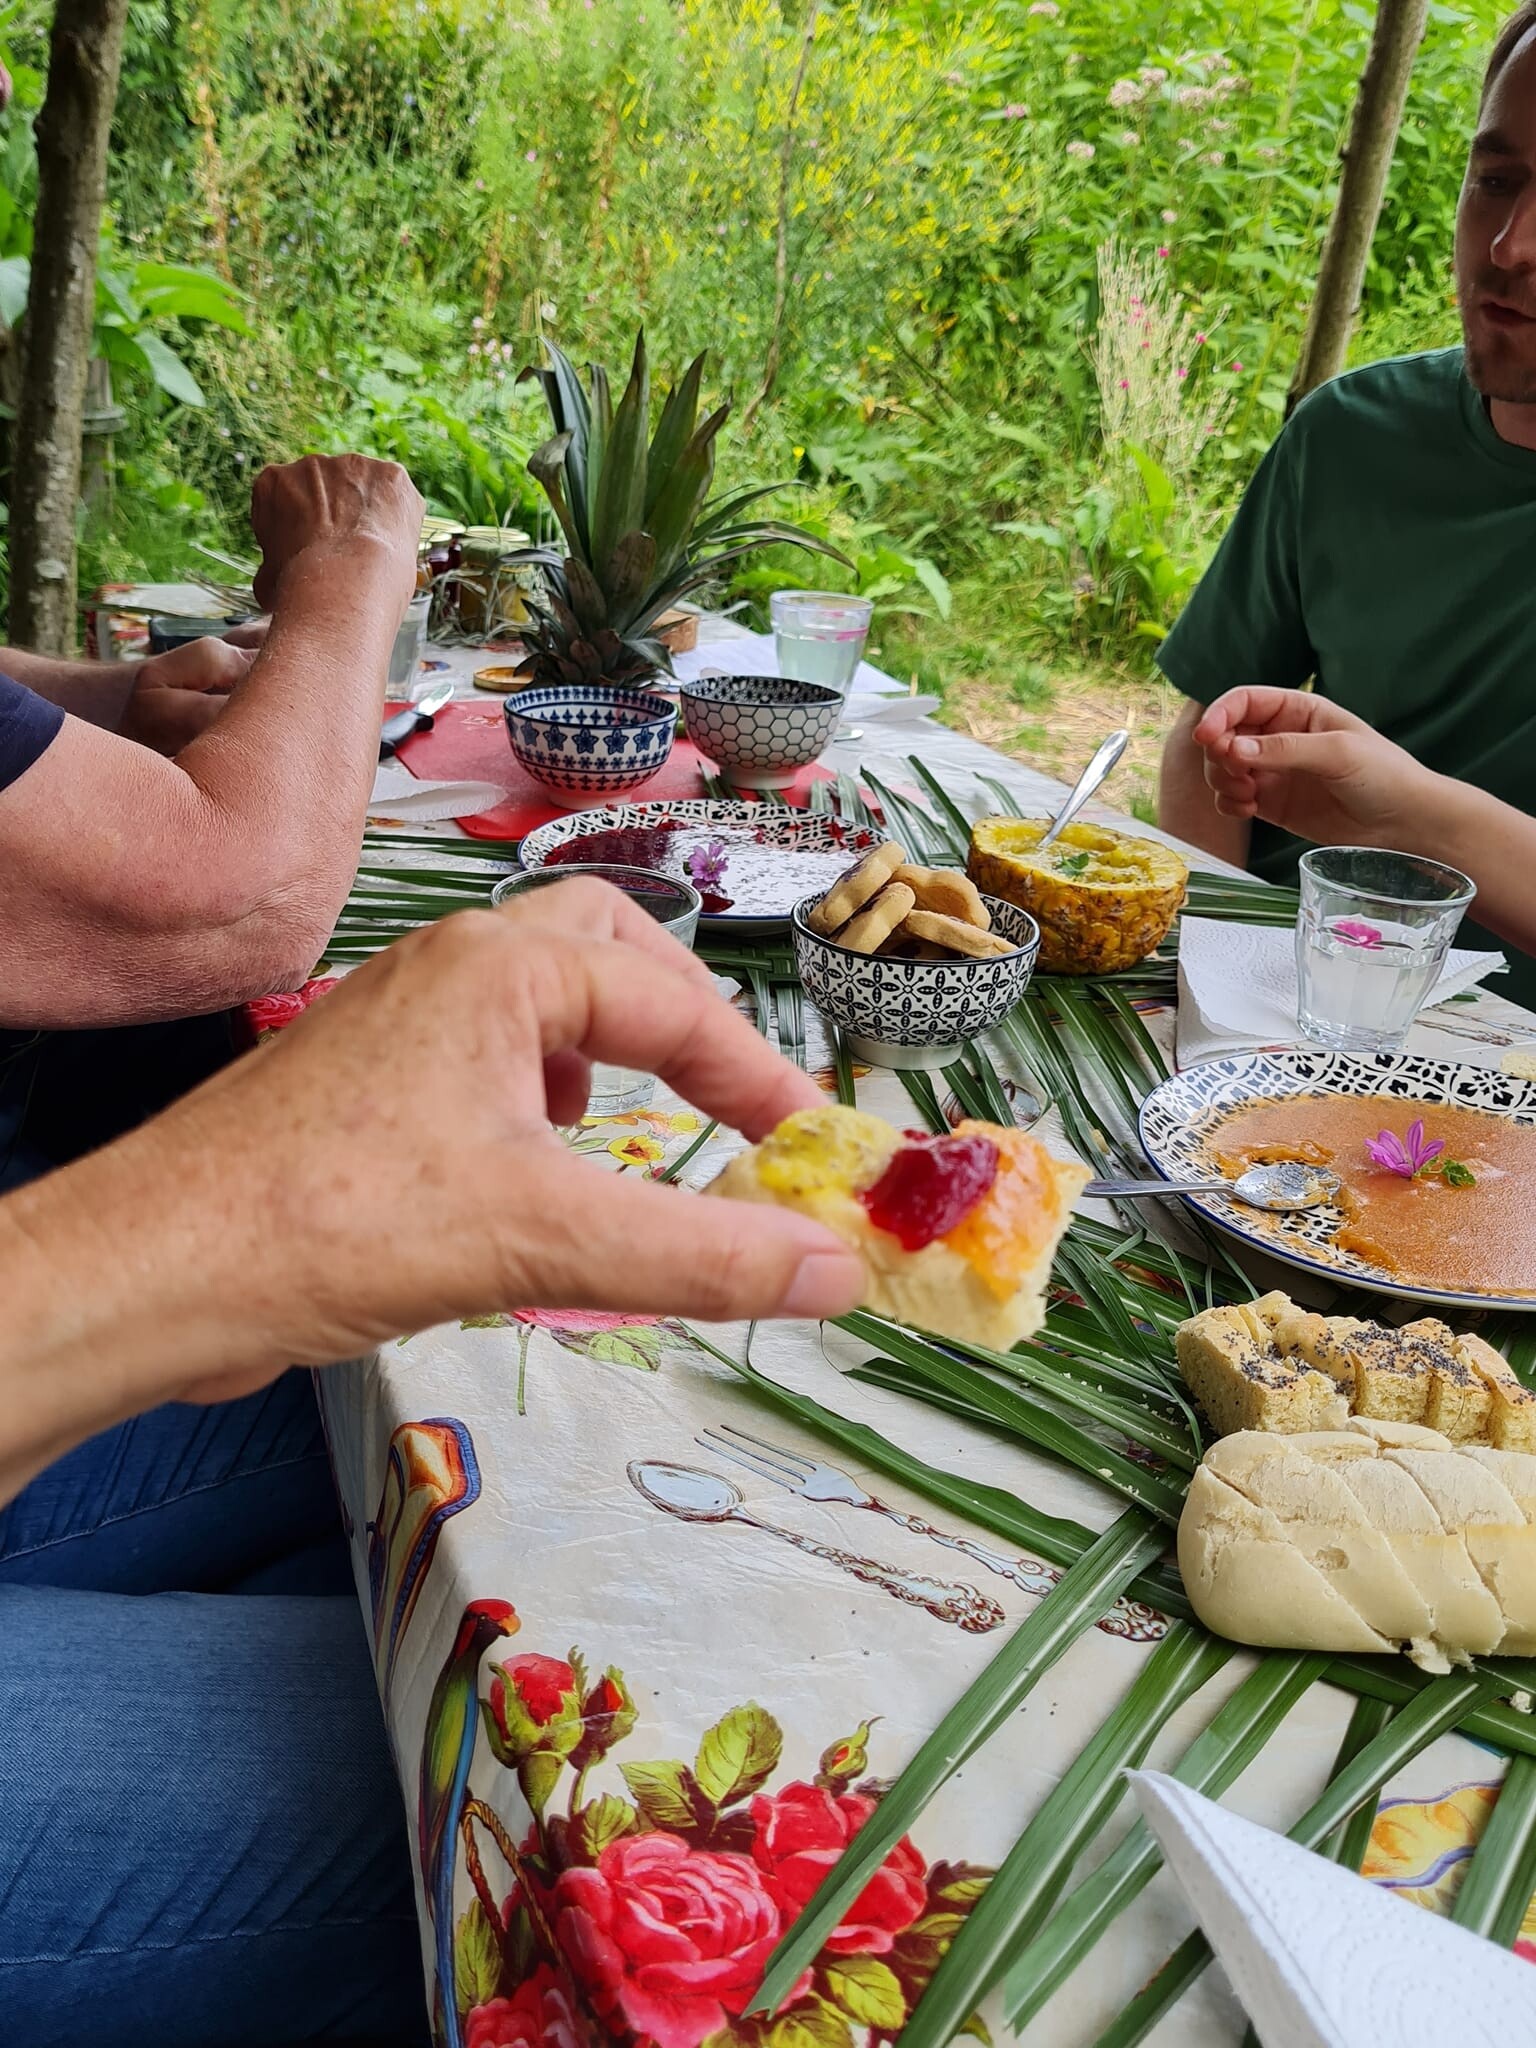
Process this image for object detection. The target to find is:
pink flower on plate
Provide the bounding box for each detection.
[1333,918,1383,949]
[1364,1120,1444,1179]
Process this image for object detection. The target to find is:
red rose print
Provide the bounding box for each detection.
[553,1831,808,2048]
[495,1653,577,1727]
[466,1964,585,2048]
[750,1781,926,1954]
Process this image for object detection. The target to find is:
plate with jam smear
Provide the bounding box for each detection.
[518,799,880,934]
[1138,1047,1536,1309]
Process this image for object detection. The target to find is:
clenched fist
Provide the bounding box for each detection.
[250,454,423,617]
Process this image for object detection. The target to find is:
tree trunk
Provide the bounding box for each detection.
[1286,0,1428,415]
[9,0,130,654]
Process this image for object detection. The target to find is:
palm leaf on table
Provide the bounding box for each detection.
[325,760,1536,2043]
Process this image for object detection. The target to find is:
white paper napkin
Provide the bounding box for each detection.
[367,759,506,823]
[1129,1770,1536,2047]
[1176,916,1505,1067]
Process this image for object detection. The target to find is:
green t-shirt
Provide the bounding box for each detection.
[1157,345,1536,1008]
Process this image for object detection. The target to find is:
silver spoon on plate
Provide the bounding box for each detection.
[1084,1162,1341,1212]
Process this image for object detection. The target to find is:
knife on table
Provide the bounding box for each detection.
[380,682,454,759]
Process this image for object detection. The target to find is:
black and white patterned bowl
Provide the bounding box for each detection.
[505,685,676,808]
[792,892,1040,1070]
[1139,1046,1536,1310]
[680,675,843,789]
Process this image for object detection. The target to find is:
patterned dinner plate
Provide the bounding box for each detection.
[518,799,878,934]
[1137,1046,1536,1311]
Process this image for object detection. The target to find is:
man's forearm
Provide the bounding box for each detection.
[168,543,403,921]
[1407,773,1536,957]
[1159,698,1253,872]
[0,644,139,727]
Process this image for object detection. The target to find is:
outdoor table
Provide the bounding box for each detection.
[313,620,1536,2046]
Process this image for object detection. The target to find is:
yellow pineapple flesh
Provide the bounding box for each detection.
[966,817,1187,974]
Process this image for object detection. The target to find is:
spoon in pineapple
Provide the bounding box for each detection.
[1083,1162,1341,1212]
[1037,728,1132,849]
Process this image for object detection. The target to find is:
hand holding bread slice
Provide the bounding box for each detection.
[705,1105,1088,1348]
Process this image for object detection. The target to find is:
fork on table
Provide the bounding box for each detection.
[696,1420,1167,1643]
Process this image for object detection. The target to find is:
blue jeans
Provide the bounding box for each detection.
[0,1371,429,2046]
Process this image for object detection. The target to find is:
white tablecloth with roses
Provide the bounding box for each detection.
[315,639,1536,2048]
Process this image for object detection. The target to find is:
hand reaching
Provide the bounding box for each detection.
[40,877,866,1411]
[1193,688,1439,848]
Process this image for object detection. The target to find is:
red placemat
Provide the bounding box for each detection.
[385,698,833,840]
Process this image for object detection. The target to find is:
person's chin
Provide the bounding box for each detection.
[1463,315,1536,404]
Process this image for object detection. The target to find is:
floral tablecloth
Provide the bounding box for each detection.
[317,639,1536,2047]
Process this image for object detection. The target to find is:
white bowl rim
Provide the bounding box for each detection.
[791,891,1039,968]
[506,686,676,728]
[680,674,843,708]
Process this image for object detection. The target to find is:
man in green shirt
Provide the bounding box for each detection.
[1157,0,1536,1003]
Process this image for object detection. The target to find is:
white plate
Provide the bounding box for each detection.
[1137,1046,1536,1311]
[519,799,878,935]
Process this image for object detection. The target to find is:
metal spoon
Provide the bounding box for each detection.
[1083,1161,1341,1212]
[627,1460,1005,1631]
[1037,728,1131,849]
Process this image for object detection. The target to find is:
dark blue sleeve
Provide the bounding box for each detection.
[0,672,64,793]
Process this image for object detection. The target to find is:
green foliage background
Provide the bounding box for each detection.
[0,0,1505,682]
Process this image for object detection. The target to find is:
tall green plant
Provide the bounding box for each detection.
[512,332,845,686]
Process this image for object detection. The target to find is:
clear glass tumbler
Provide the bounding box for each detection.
[1295,845,1476,1056]
[388,591,432,691]
[770,590,873,696]
[491,863,703,1113]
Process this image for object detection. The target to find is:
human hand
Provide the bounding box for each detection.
[116,637,254,753]
[1193,688,1439,847]
[58,878,864,1408]
[219,617,270,651]
[249,454,423,616]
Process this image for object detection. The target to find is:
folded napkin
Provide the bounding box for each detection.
[368,758,506,823]
[1129,1770,1536,2047]
[1177,915,1505,1067]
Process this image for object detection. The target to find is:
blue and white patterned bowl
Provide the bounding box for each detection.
[505,685,676,808]
[792,892,1040,1070]
[680,675,843,789]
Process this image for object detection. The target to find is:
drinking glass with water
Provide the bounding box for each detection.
[770,590,872,697]
[491,864,703,1112]
[1295,845,1475,1056]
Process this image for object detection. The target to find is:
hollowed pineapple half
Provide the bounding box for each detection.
[966,817,1188,975]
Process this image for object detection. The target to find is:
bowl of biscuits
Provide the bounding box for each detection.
[791,838,1040,1069]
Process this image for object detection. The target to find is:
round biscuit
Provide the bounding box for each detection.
[811,840,907,933]
[838,882,916,954]
[902,908,1016,959]
[893,863,991,930]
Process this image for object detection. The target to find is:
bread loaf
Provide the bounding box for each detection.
[1175,1292,1536,1451]
[1178,1421,1536,1672]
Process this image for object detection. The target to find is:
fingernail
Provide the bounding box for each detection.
[1233,737,1259,760]
[779,1250,865,1320]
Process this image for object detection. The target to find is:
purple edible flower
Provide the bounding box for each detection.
[686,838,729,891]
[1364,1119,1445,1179]
[1333,918,1384,949]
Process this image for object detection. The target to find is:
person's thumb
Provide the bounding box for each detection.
[1231,729,1360,782]
[521,1157,866,1323]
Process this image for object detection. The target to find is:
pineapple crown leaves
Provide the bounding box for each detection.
[513,330,850,677]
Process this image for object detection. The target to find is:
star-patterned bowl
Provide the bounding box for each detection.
[792,892,1041,1069]
[504,685,677,808]
[679,674,843,788]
